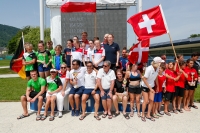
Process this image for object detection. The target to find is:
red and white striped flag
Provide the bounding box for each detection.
[61,0,96,13]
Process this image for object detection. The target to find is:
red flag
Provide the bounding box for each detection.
[127,5,168,41]
[128,39,150,64]
[61,0,96,13]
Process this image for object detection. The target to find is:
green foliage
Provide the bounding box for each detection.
[7,26,50,54]
[189,34,200,38]
[0,24,20,47]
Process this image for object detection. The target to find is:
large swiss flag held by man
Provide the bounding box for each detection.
[61,0,96,13]
[128,39,150,64]
[127,5,168,41]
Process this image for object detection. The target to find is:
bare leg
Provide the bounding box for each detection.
[45,71,50,78]
[37,96,43,115]
[164,101,169,113]
[177,96,183,110]
[122,96,128,114]
[189,89,195,106]
[107,99,112,115]
[102,100,108,114]
[93,94,100,116]
[141,91,148,118]
[44,96,51,116]
[39,72,45,79]
[50,95,56,116]
[74,94,80,110]
[135,94,141,116]
[69,94,75,110]
[129,93,134,116]
[172,97,176,110]
[185,90,191,111]
[112,95,119,113]
[20,96,28,116]
[81,94,89,116]
[183,90,189,110]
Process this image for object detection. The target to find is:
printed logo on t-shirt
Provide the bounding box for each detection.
[112,47,115,49]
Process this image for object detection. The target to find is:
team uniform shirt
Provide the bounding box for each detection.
[52,54,64,70]
[141,65,159,88]
[92,47,105,66]
[71,47,84,62]
[80,39,89,50]
[157,74,166,92]
[63,48,71,67]
[185,67,198,82]
[27,77,46,92]
[119,57,128,71]
[49,49,55,56]
[36,50,51,65]
[165,69,176,92]
[104,42,120,64]
[97,68,116,89]
[175,68,188,88]
[69,67,87,87]
[87,47,94,62]
[23,52,37,71]
[83,49,88,61]
[46,76,62,92]
[84,70,97,89]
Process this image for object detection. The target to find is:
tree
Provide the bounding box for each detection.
[7,26,50,54]
[189,34,200,38]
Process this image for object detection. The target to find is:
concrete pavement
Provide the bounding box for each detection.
[0,102,200,133]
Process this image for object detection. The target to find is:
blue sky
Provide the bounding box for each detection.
[0,0,200,47]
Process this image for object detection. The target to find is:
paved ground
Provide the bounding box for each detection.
[0,102,200,133]
[0,74,19,78]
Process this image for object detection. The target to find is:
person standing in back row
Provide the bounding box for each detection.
[104,34,120,70]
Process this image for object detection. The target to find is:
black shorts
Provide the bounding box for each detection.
[25,71,31,77]
[24,91,46,99]
[141,86,150,93]
[165,91,174,101]
[128,85,141,94]
[175,86,184,97]
[185,83,196,90]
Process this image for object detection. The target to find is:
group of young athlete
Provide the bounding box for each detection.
[15,31,199,122]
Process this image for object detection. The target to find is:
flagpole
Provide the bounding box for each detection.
[168,33,180,69]
[94,12,97,37]
[22,32,25,53]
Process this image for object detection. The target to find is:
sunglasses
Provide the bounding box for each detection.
[103,65,108,68]
[50,71,56,73]
[61,67,66,69]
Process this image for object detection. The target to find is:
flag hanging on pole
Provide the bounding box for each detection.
[61,0,96,13]
[10,37,26,79]
[128,39,150,64]
[127,4,168,41]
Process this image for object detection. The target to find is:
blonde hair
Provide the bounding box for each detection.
[25,43,33,49]
[55,45,62,50]
[151,61,159,68]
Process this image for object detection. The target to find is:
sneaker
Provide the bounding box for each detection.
[58,112,62,118]
[71,109,75,116]
[75,110,80,116]
[55,112,59,117]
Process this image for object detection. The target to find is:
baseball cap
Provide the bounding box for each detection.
[50,68,57,72]
[153,57,165,63]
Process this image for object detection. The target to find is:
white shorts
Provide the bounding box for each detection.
[46,91,58,97]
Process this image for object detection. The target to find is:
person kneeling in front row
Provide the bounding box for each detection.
[41,69,62,121]
[17,70,46,121]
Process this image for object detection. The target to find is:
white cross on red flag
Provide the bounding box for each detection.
[127,5,168,41]
[128,39,150,64]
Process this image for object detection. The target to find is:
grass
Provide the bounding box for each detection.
[0,78,27,101]
[0,60,10,66]
[0,77,199,102]
[0,68,16,74]
[194,85,200,102]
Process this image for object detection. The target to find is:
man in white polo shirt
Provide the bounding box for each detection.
[140,57,164,122]
[97,60,116,119]
[69,59,86,116]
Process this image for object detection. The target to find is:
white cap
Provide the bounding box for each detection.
[153,57,165,63]
[50,68,57,72]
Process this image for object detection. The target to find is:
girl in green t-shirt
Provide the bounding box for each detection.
[36,41,52,78]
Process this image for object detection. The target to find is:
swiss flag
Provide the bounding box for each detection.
[61,0,96,13]
[127,5,168,41]
[128,39,150,64]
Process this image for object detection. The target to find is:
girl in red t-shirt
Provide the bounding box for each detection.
[183,59,198,111]
[164,62,180,116]
[174,61,188,113]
